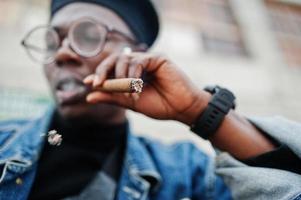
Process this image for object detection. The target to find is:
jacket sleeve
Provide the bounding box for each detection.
[215,116,301,200]
[241,144,301,174]
[248,116,301,159]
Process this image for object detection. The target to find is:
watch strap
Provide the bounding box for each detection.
[191,87,235,139]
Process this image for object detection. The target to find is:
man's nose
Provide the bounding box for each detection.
[54,38,81,66]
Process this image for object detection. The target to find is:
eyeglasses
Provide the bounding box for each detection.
[21,18,137,64]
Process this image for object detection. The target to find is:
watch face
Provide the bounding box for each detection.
[217,88,236,109]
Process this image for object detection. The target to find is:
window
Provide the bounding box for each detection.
[265,0,301,67]
[154,0,248,57]
[199,0,247,56]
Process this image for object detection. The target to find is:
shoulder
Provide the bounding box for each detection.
[0,118,33,133]
[134,133,214,168]
[135,132,215,157]
[0,107,54,136]
[0,118,34,149]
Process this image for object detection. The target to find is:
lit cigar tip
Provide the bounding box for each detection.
[130,79,144,93]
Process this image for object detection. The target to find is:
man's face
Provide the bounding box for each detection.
[45,3,135,123]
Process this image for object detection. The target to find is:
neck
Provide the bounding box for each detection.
[58,109,127,128]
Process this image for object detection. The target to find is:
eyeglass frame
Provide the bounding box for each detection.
[21,17,140,64]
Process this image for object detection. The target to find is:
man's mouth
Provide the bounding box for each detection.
[55,78,89,105]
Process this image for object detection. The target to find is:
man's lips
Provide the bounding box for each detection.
[55,78,90,105]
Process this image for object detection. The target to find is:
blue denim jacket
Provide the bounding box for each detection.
[0,109,232,200]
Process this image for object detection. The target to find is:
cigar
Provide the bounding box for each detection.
[94,78,143,93]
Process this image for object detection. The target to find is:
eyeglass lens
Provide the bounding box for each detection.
[70,20,107,57]
[25,27,59,63]
[23,20,107,64]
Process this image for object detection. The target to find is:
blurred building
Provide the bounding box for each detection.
[150,0,301,120]
[0,0,300,144]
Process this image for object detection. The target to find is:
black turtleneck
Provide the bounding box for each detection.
[28,111,127,200]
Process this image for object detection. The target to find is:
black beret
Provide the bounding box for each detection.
[50,0,160,47]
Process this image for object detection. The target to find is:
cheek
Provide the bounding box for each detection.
[84,56,104,71]
[43,64,54,81]
[83,49,111,72]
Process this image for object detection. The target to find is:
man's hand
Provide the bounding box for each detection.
[83,52,211,125]
[83,51,277,159]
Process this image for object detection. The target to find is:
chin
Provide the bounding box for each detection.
[57,103,91,120]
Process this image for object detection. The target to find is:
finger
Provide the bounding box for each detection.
[128,62,143,78]
[115,55,130,79]
[86,91,136,110]
[93,54,118,87]
[131,93,140,101]
[86,91,113,104]
[130,52,166,73]
[83,74,95,85]
[119,73,140,102]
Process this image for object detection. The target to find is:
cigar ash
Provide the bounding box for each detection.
[130,79,143,93]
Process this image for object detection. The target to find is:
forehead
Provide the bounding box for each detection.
[51,2,133,36]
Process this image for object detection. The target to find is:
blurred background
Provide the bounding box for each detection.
[0,0,300,148]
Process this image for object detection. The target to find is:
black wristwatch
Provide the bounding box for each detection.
[190,85,236,139]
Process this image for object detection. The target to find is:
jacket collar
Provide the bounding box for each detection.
[0,107,54,164]
[0,107,54,183]
[0,107,162,195]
